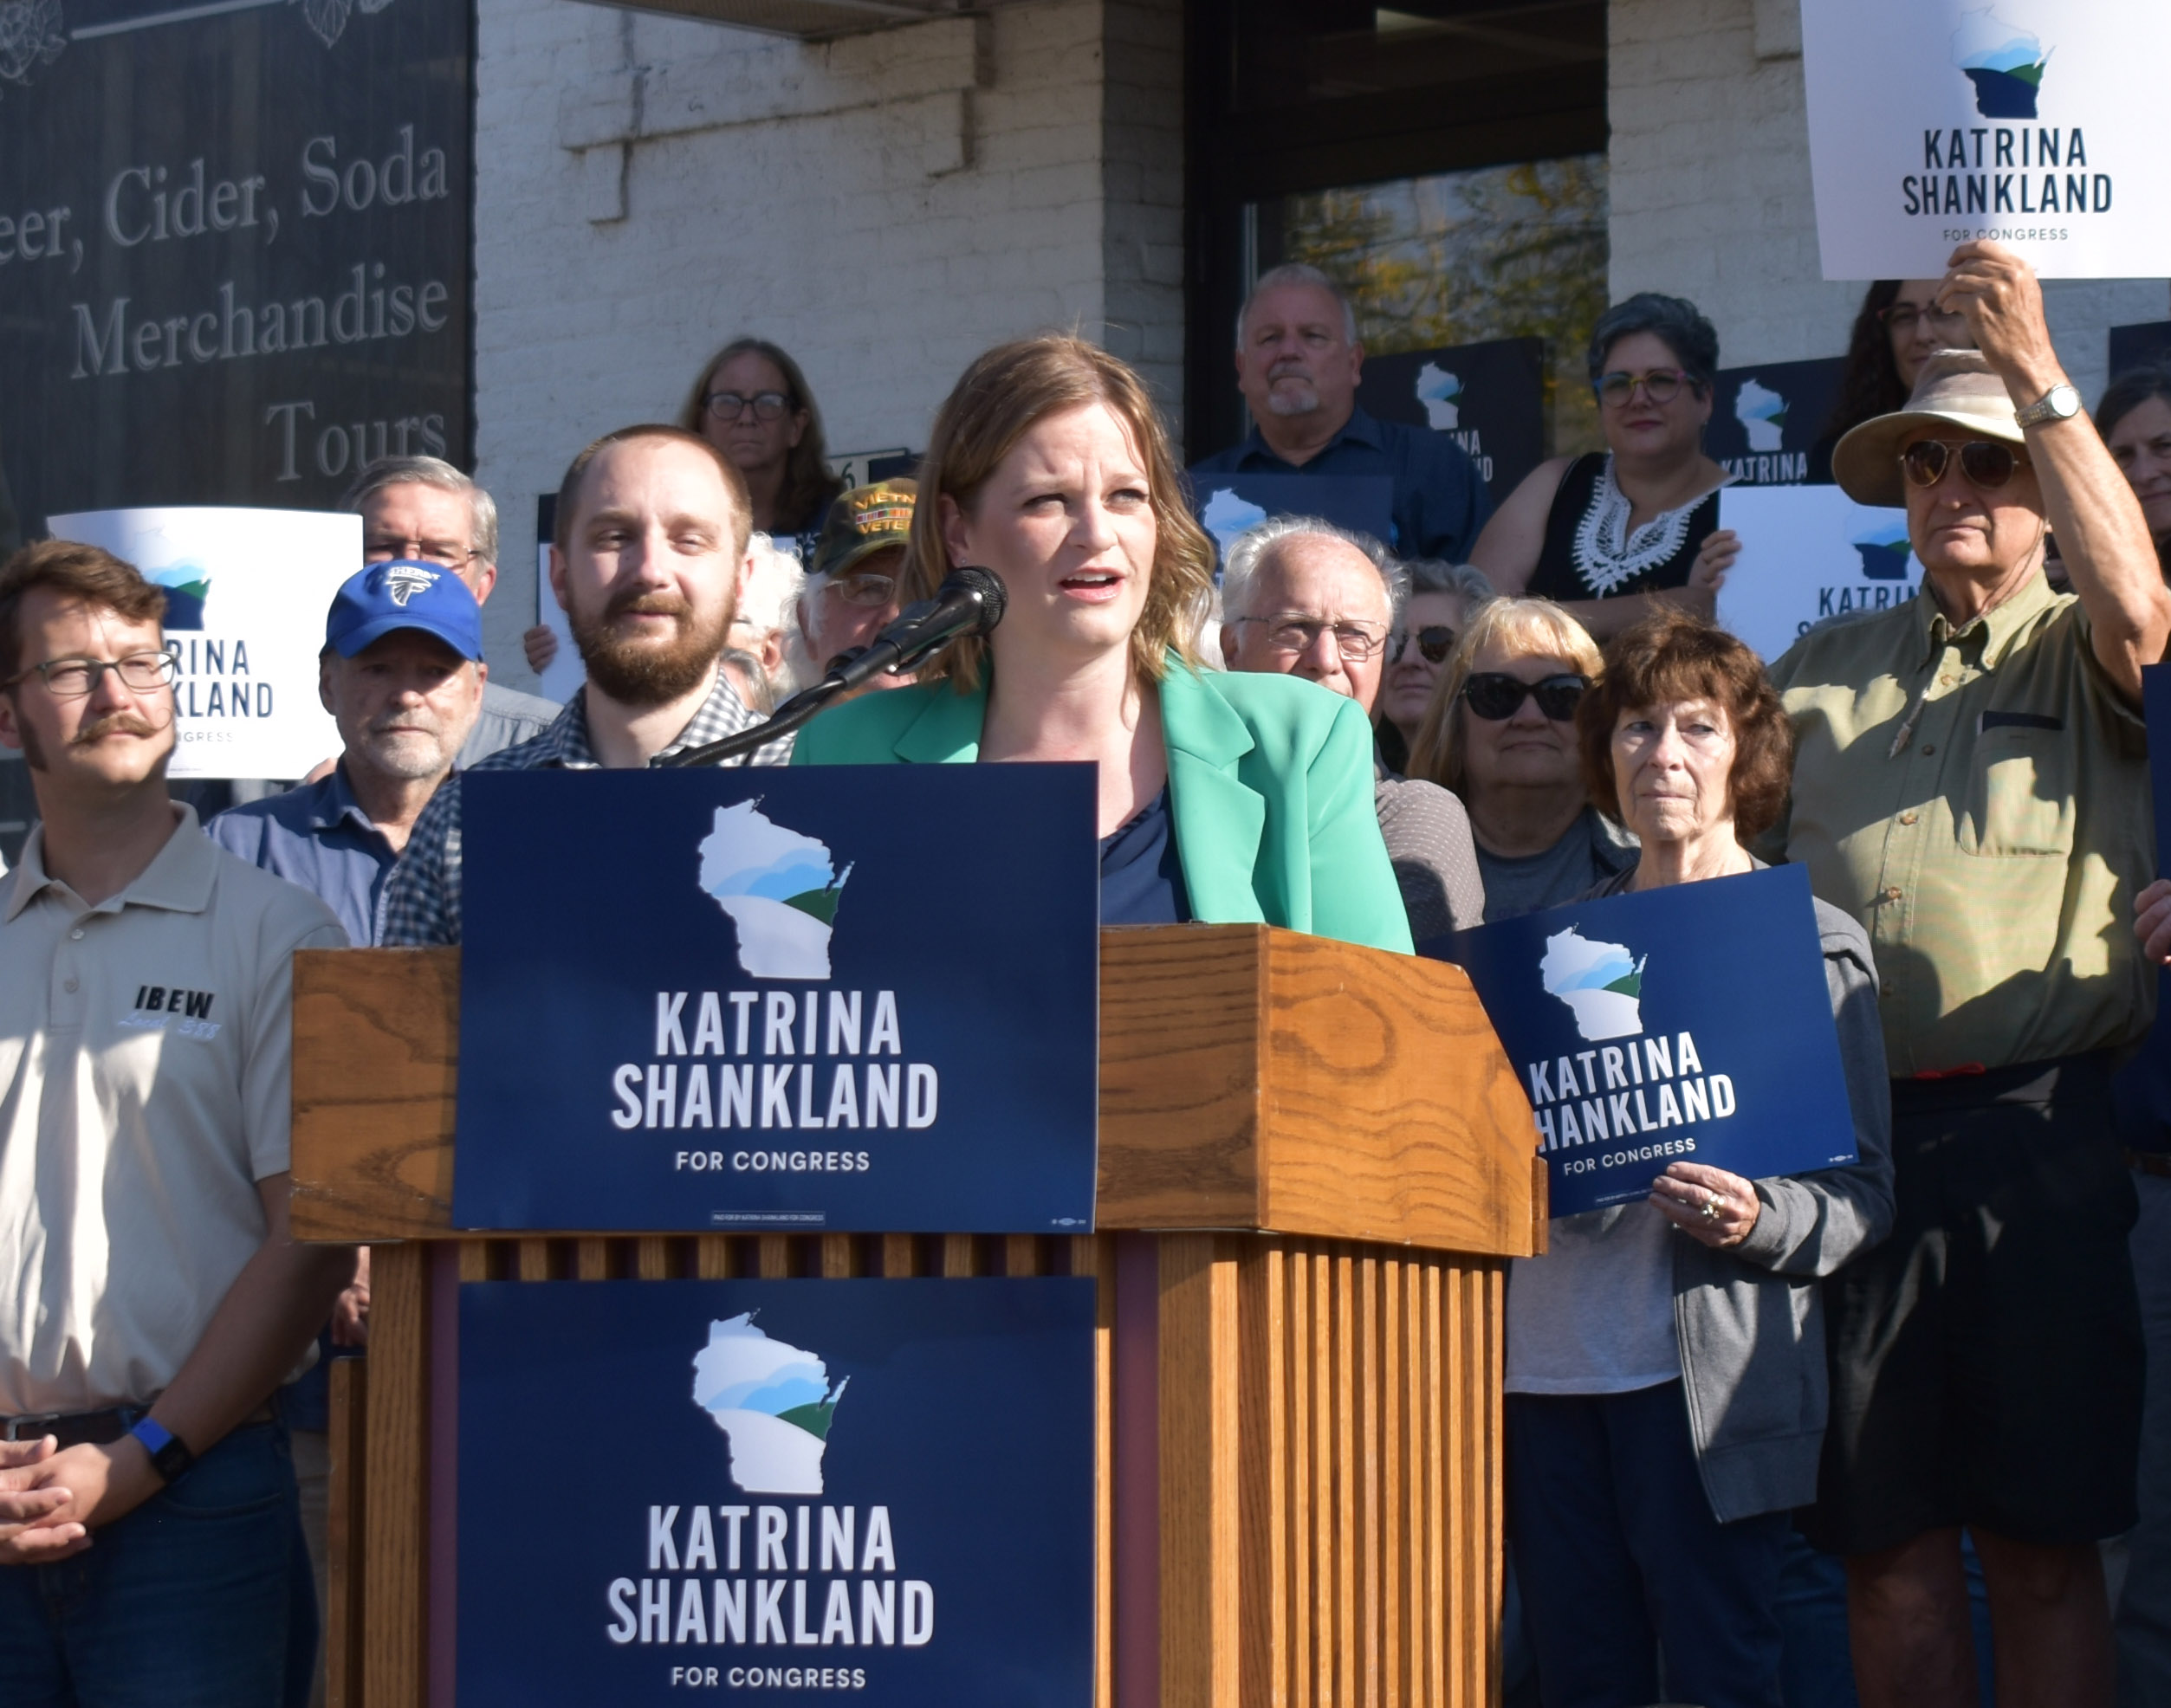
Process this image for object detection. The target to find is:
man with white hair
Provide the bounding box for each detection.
[1219,515,1485,939]
[342,456,560,766]
[1193,263,1493,562]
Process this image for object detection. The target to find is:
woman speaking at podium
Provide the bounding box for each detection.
[792,334,1410,948]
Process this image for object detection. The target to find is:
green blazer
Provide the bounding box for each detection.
[790,659,1413,954]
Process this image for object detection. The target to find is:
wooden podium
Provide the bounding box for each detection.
[290,924,1543,1708]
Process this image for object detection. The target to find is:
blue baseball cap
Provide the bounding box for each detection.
[325,560,485,661]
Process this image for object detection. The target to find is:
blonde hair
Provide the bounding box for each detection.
[902,334,1214,692]
[1407,597,1603,793]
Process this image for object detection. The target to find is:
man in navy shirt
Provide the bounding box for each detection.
[207,561,484,946]
[202,558,483,1706]
[1192,263,1493,561]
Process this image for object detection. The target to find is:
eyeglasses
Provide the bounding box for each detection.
[1461,671,1589,721]
[1878,304,1970,338]
[704,390,793,424]
[1388,625,1455,665]
[1900,439,2025,490]
[1596,369,1695,408]
[3,650,178,698]
[821,571,898,608]
[1235,616,1389,663]
[365,538,477,569]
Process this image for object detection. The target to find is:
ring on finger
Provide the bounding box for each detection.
[1700,1193,1721,1220]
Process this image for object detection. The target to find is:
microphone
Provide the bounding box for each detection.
[662,566,1007,767]
[804,566,1007,701]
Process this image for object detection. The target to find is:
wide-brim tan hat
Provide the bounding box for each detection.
[1831,348,2025,508]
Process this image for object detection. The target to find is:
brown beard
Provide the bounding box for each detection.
[569,587,732,708]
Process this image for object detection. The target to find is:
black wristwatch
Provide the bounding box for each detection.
[128,1416,197,1485]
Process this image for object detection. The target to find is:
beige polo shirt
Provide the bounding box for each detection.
[0,806,345,1416]
[1764,572,2156,1077]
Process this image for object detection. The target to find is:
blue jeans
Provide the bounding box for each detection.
[1507,1380,1789,1708]
[0,1420,315,1707]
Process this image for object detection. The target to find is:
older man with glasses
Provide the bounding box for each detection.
[343,455,560,767]
[1217,515,1484,940]
[1763,242,2171,1708]
[794,480,916,696]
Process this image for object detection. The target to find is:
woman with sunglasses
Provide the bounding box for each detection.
[680,337,846,554]
[1470,294,1740,643]
[1374,558,1494,773]
[1768,243,2171,1708]
[1408,598,1635,922]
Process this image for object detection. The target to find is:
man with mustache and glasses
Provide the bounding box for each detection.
[0,541,355,1705]
[1765,243,2171,1708]
[1191,263,1493,562]
[380,425,791,948]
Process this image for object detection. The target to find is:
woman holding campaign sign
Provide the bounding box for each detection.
[1501,611,1894,1708]
[789,333,1410,949]
[1470,294,1742,642]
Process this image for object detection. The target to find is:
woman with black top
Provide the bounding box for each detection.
[681,337,847,559]
[1471,294,1740,642]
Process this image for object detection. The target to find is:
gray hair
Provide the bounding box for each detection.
[1235,262,1358,350]
[340,456,501,567]
[1221,515,1408,625]
[1403,558,1495,607]
[1586,292,1720,393]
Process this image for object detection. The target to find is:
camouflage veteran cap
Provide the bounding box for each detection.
[810,479,917,581]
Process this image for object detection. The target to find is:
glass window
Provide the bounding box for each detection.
[1267,152,1610,459]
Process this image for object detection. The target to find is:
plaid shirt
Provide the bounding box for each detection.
[377,673,792,947]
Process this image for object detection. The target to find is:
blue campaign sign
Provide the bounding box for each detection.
[2148,665,2169,875]
[1421,864,1857,1218]
[454,765,1099,1232]
[1187,472,1395,574]
[458,1278,1096,1707]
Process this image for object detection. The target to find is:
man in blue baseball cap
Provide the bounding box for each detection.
[207,560,486,947]
[201,559,485,1699]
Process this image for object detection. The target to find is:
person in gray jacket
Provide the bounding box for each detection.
[1504,610,1894,1708]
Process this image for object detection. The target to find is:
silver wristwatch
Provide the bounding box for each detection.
[2014,382,2082,428]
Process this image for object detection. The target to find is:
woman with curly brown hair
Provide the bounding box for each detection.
[1808,280,1974,482]
[790,333,1409,946]
[1503,609,1894,1708]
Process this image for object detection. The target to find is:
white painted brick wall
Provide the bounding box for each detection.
[471,0,1183,689]
[1610,0,2167,404]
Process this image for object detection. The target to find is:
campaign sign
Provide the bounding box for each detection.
[1801,0,2171,280]
[1356,337,1547,503]
[458,1278,1095,1706]
[454,766,1098,1232]
[1706,359,1845,488]
[1422,864,1857,1218]
[46,506,353,778]
[1187,473,1394,576]
[1717,486,1923,663]
[2150,665,2170,872]
[2110,321,2171,377]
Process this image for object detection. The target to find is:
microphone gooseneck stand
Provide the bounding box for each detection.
[661,566,1006,769]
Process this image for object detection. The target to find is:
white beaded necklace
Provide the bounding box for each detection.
[1571,456,1730,596]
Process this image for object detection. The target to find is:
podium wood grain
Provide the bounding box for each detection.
[295,929,1536,1708]
[290,928,1542,1254]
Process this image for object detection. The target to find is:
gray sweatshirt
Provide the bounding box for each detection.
[1590,864,1896,1523]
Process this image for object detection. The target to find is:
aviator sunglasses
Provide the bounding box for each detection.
[1900,439,2025,490]
[1388,624,1455,665]
[1461,671,1589,721]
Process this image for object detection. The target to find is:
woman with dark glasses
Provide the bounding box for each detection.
[1772,243,2171,1708]
[1470,293,1740,643]
[1374,558,1494,772]
[1407,597,1634,922]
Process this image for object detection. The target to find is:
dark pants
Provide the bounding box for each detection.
[1507,1379,1789,1708]
[0,1420,316,1708]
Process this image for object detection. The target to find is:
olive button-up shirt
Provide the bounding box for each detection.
[1763,572,2155,1077]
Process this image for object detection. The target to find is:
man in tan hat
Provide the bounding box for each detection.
[795,480,915,695]
[1766,242,2169,1708]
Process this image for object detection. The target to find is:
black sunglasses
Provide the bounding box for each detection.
[1462,671,1589,721]
[1389,625,1455,665]
[1901,439,2024,490]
